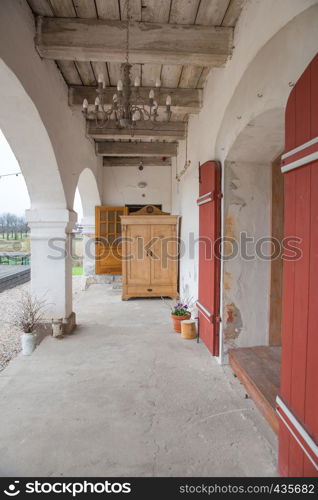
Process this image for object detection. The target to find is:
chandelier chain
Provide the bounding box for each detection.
[125,0,130,65]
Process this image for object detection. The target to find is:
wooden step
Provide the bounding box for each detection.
[228,346,281,435]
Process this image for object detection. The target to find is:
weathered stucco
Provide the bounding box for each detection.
[172,1,318,359]
[222,160,272,351]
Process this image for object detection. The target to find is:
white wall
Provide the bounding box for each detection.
[102,165,172,212]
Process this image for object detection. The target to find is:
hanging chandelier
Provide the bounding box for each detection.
[82,0,172,133]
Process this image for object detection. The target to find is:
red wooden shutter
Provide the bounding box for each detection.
[197,161,222,356]
[278,55,318,477]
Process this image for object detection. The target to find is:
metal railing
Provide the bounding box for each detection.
[0,254,30,266]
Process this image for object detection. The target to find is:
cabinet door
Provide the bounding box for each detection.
[95,206,128,274]
[125,224,151,284]
[150,224,178,285]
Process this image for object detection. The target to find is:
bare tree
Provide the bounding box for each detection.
[0,214,5,238]
[17,216,29,238]
[0,212,29,239]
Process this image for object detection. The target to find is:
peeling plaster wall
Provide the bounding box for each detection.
[0,0,102,210]
[102,165,172,212]
[171,1,318,356]
[223,161,272,351]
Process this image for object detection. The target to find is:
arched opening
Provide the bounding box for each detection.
[222,108,285,434]
[76,168,101,225]
[0,60,66,210]
[0,126,31,270]
[0,59,74,330]
[73,168,101,281]
[73,188,83,224]
[0,129,30,216]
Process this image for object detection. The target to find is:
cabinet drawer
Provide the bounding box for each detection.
[125,285,177,297]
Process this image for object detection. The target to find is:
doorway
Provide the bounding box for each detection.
[222,108,285,434]
[227,156,284,435]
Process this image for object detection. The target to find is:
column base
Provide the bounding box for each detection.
[63,312,76,335]
[35,312,77,341]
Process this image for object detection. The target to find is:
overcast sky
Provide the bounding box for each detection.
[0,129,83,221]
[0,130,30,215]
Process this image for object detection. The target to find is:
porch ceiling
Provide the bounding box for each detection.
[27,0,244,166]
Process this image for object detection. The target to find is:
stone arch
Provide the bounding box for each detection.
[0,59,66,209]
[216,3,318,163]
[0,59,75,327]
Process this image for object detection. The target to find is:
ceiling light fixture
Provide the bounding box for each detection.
[82,0,172,135]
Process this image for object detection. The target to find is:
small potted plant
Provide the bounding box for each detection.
[162,296,194,333]
[12,291,47,356]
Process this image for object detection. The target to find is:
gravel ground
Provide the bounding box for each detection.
[0,276,83,372]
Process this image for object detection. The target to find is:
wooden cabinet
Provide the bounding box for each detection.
[121,206,179,300]
[95,206,128,274]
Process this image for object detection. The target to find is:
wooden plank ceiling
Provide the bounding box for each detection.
[27,0,244,165]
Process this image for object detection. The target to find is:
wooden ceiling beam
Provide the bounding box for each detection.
[88,121,186,141]
[96,142,178,157]
[36,17,233,66]
[69,86,202,114]
[103,157,172,167]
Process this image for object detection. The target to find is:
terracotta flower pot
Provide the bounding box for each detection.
[171,313,191,333]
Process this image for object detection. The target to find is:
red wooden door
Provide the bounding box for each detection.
[197,161,221,356]
[278,55,318,477]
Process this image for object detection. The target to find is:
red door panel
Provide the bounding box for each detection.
[197,161,221,356]
[278,54,318,477]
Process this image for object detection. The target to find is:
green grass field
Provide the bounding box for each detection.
[0,234,27,239]
[0,235,84,275]
[0,236,30,252]
[72,266,83,276]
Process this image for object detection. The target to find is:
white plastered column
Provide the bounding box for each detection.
[26,208,77,333]
[82,215,96,278]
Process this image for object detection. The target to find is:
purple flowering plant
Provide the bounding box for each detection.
[172,302,190,316]
[161,295,195,316]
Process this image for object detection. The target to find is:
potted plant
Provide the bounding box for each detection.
[162,296,195,333]
[12,291,47,356]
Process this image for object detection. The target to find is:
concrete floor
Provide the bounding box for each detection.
[0,285,277,477]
